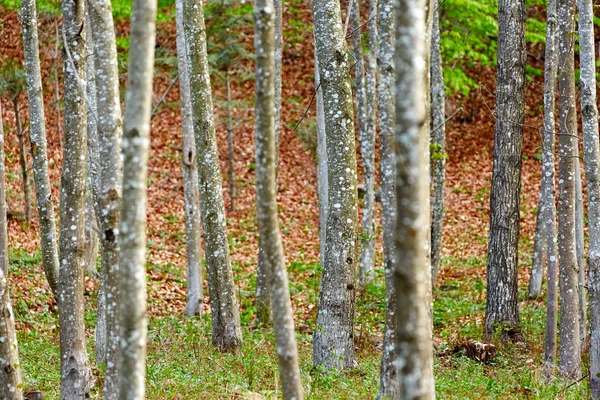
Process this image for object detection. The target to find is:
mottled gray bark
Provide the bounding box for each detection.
[117,0,157,398]
[254,2,303,396]
[21,0,60,299]
[12,97,30,224]
[86,0,124,395]
[315,58,328,270]
[574,151,586,349]
[311,0,359,371]
[394,0,435,397]
[429,0,445,284]
[556,0,581,379]
[59,1,92,396]
[577,0,600,393]
[376,0,398,397]
[226,74,235,213]
[175,0,203,319]
[538,0,559,380]
[484,0,526,341]
[183,0,242,351]
[0,103,23,400]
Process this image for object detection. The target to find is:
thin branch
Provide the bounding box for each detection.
[293,82,320,132]
[151,76,179,119]
[431,106,463,134]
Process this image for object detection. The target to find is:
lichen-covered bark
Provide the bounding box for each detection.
[429,0,445,284]
[376,0,398,397]
[311,0,359,371]
[535,0,559,380]
[315,57,328,271]
[21,0,60,299]
[86,0,124,396]
[484,0,526,341]
[175,0,203,318]
[254,2,303,396]
[574,149,586,349]
[59,1,92,396]
[556,0,581,379]
[117,0,156,398]
[577,0,600,392]
[183,0,242,351]
[226,74,236,213]
[13,97,31,224]
[0,103,23,400]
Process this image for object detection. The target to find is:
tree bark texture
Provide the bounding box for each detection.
[21,0,60,299]
[183,0,242,351]
[13,98,31,224]
[574,149,586,349]
[311,0,359,371]
[484,0,526,341]
[315,57,328,271]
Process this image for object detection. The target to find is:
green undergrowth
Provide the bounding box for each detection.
[9,248,590,398]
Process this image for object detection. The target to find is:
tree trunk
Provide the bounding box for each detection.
[226,74,235,213]
[394,0,435,397]
[86,0,124,396]
[53,21,63,150]
[0,103,23,400]
[430,0,446,284]
[175,0,203,318]
[537,0,559,380]
[183,0,242,351]
[376,0,398,397]
[13,97,31,224]
[59,1,92,396]
[315,57,328,271]
[117,0,157,398]
[556,0,581,379]
[484,0,526,341]
[254,2,304,396]
[21,0,60,299]
[311,0,359,371]
[577,0,600,392]
[574,149,587,349]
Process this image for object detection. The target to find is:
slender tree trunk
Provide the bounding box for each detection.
[87,0,124,394]
[226,74,235,212]
[538,0,559,380]
[21,0,60,299]
[53,20,63,150]
[175,0,203,318]
[376,0,398,397]
[254,2,303,396]
[13,97,31,224]
[556,0,581,379]
[484,0,526,341]
[117,0,157,397]
[574,150,587,348]
[0,103,23,400]
[577,0,600,393]
[59,1,92,396]
[311,0,359,371]
[315,58,328,270]
[529,203,548,298]
[183,0,242,351]
[430,0,446,284]
[394,0,435,397]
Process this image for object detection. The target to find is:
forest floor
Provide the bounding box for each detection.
[0,1,592,399]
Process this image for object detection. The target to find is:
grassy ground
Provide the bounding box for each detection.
[10,249,590,399]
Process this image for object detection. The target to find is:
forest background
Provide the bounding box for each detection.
[0,0,592,398]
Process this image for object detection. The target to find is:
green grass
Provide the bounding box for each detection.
[8,249,591,399]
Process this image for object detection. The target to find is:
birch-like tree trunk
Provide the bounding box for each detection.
[13,97,30,224]
[394,0,435,397]
[537,0,559,380]
[117,0,157,397]
[376,0,398,397]
[574,150,586,348]
[21,0,60,298]
[183,0,242,351]
[254,2,303,396]
[577,0,600,392]
[86,0,124,395]
[175,0,203,318]
[59,1,92,396]
[311,0,359,371]
[0,103,23,400]
[484,0,526,341]
[429,0,445,284]
[556,0,581,379]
